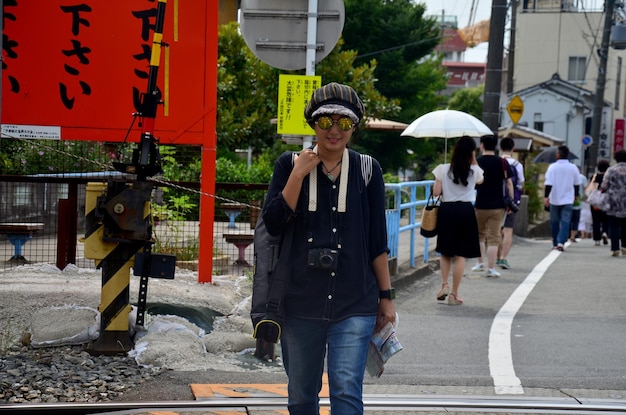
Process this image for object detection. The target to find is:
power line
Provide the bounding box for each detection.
[354,36,442,60]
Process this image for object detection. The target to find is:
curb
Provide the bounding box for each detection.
[392,254,439,291]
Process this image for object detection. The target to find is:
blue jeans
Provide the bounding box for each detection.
[281,315,376,415]
[549,204,573,247]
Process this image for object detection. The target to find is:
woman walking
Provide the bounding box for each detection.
[599,149,626,256]
[432,136,484,305]
[589,159,610,245]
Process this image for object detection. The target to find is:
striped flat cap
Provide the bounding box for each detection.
[304,82,365,123]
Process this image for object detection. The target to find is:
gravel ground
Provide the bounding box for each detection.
[0,263,284,403]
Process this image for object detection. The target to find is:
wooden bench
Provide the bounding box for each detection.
[0,222,44,263]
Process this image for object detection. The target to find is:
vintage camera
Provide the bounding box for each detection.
[505,197,520,213]
[307,248,339,271]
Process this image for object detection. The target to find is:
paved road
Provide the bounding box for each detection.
[82,230,626,414]
[9,227,622,414]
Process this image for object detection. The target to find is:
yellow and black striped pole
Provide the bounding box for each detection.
[84,182,134,354]
[85,181,156,355]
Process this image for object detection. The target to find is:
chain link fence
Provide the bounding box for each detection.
[0,138,266,274]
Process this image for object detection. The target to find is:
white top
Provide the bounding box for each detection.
[545,160,582,205]
[502,155,525,188]
[433,164,484,203]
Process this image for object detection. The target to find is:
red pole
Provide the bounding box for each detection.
[197,1,219,283]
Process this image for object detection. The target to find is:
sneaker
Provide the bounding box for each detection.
[556,243,564,251]
[487,268,501,278]
[603,233,609,245]
[595,241,601,246]
[612,250,620,257]
[471,263,484,272]
[499,259,510,269]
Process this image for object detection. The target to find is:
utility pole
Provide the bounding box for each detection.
[588,0,616,176]
[482,0,508,132]
[506,0,518,94]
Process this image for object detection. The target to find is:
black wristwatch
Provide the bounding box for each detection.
[379,288,395,300]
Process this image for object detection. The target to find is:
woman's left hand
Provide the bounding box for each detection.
[375,299,396,333]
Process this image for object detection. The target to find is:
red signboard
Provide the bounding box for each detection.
[615,119,625,153]
[2,1,218,145]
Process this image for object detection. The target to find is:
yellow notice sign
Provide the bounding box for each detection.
[277,74,322,135]
[506,95,524,125]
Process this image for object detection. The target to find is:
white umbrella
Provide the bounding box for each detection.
[401,109,493,161]
[364,117,409,131]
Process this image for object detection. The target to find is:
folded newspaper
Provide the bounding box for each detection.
[365,318,403,377]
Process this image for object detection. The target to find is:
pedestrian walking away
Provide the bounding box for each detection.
[543,145,582,251]
[497,136,524,270]
[432,136,484,305]
[587,159,610,246]
[472,134,514,278]
[262,82,396,415]
[598,149,626,257]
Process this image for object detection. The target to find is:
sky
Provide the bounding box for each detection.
[418,0,493,63]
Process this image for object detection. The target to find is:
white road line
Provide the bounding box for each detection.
[488,242,567,395]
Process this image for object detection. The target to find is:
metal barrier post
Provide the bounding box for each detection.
[84,182,134,354]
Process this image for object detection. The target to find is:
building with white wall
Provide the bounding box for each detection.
[501,1,626,167]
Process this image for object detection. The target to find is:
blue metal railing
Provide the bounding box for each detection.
[385,180,435,268]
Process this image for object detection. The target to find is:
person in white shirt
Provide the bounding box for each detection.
[543,145,582,251]
[432,136,484,305]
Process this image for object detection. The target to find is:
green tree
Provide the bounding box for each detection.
[446,85,485,119]
[217,22,399,162]
[217,22,281,157]
[343,0,447,120]
[341,0,449,174]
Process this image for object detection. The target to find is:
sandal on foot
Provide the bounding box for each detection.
[448,293,463,305]
[436,284,450,301]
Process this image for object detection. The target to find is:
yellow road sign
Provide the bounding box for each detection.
[507,95,524,124]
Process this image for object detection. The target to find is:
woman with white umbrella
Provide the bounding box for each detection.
[432,136,484,305]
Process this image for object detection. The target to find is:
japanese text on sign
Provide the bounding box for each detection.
[2,1,217,144]
[277,75,321,135]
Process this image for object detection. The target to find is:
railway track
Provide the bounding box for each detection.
[3,395,626,414]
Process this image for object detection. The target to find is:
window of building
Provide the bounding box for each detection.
[568,56,586,82]
[534,113,543,132]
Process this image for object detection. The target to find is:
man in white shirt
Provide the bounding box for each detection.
[544,145,582,251]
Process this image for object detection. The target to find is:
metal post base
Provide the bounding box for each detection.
[87,330,134,356]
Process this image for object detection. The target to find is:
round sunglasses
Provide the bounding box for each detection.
[314,116,354,131]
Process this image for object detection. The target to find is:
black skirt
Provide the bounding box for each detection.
[435,201,481,258]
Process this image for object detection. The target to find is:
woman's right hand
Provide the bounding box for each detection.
[293,149,320,179]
